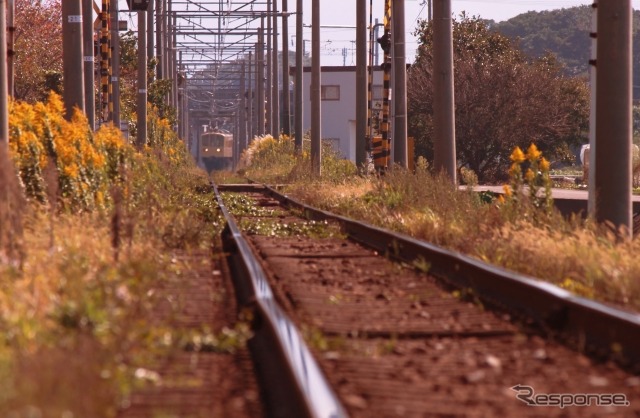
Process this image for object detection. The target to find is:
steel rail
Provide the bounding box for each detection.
[213,183,348,418]
[219,183,640,369]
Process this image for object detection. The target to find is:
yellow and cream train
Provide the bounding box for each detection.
[200,128,234,171]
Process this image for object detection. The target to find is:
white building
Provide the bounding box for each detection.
[297,66,385,161]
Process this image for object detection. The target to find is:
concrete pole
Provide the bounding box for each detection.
[282,0,291,136]
[595,0,632,236]
[432,0,456,183]
[266,5,273,134]
[311,0,321,175]
[258,25,266,135]
[7,0,14,97]
[137,11,148,148]
[356,0,367,170]
[147,0,154,68]
[156,0,163,79]
[62,0,86,120]
[295,0,303,152]
[392,0,408,168]
[248,52,254,139]
[83,0,95,130]
[0,0,8,145]
[172,12,178,112]
[111,0,121,129]
[588,0,597,216]
[272,0,280,137]
[240,60,247,158]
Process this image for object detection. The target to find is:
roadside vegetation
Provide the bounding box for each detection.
[0,93,227,416]
[237,135,640,312]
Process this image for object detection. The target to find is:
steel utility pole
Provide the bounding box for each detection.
[7,0,14,97]
[83,0,95,129]
[111,0,121,129]
[432,0,456,183]
[62,0,85,120]
[282,0,291,136]
[295,0,303,152]
[0,0,8,145]
[272,0,280,136]
[356,0,367,170]
[392,0,408,168]
[137,9,148,148]
[595,0,632,236]
[311,0,321,175]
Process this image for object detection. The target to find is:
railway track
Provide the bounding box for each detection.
[214,183,640,418]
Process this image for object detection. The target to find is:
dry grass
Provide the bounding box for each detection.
[0,131,224,416]
[280,167,640,312]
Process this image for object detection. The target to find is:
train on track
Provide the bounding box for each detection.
[200,128,234,171]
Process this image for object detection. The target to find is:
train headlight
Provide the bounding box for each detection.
[204,148,208,152]
[216,148,221,152]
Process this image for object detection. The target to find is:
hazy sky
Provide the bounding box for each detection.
[117,0,640,66]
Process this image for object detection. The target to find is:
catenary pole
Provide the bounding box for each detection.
[311,0,321,175]
[356,0,367,170]
[62,0,86,120]
[7,0,13,97]
[240,60,247,159]
[595,0,632,236]
[258,24,266,135]
[156,0,163,79]
[295,0,303,152]
[147,0,154,69]
[83,0,95,130]
[266,2,272,134]
[282,0,291,136]
[137,10,148,148]
[248,51,254,139]
[432,0,456,183]
[0,0,8,145]
[588,0,597,216]
[111,0,121,129]
[272,0,280,136]
[392,0,407,168]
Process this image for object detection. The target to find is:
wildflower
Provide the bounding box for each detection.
[526,143,542,162]
[503,184,512,197]
[510,146,526,163]
[525,168,535,182]
[540,157,550,172]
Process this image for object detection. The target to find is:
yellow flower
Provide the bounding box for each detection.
[526,143,542,162]
[510,146,525,163]
[497,195,505,204]
[503,184,512,197]
[525,168,535,182]
[540,157,550,172]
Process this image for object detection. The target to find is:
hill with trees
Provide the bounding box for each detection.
[490,6,640,97]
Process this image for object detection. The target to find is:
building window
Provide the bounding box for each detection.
[319,85,340,101]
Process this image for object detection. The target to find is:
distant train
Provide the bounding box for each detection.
[200,128,233,171]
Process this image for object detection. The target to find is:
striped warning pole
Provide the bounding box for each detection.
[373,0,391,172]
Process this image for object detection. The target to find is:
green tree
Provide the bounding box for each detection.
[408,14,589,182]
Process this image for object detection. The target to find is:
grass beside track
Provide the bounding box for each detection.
[232,158,640,313]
